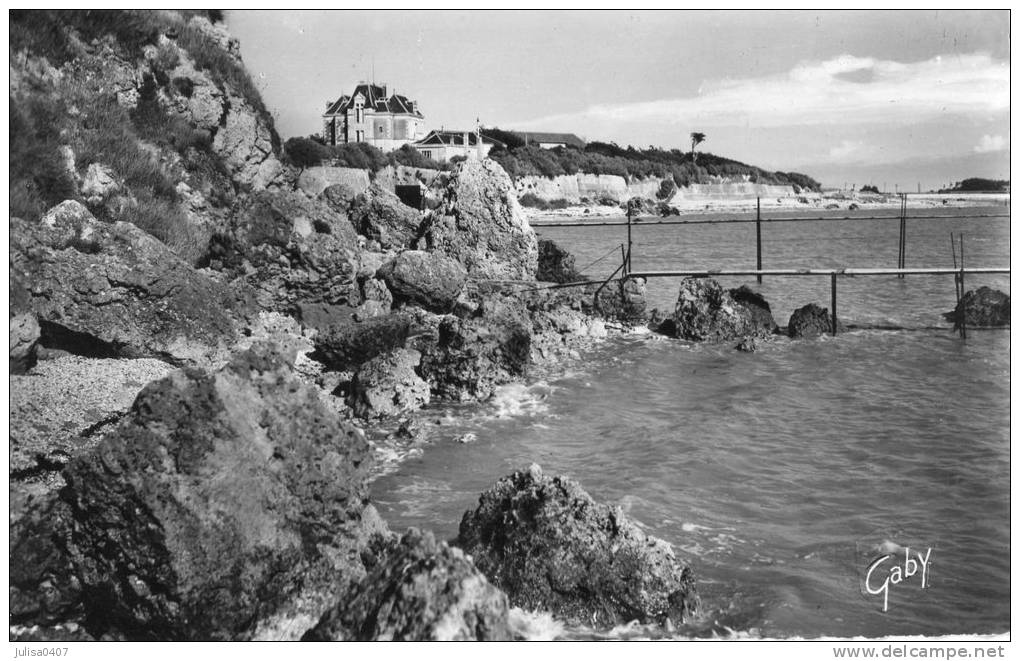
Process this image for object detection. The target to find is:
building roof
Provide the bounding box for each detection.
[516,131,586,148]
[324,83,423,118]
[413,130,505,148]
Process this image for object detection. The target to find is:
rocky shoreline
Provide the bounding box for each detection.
[10,147,691,640]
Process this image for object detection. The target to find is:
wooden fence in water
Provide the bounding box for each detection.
[530,197,1010,337]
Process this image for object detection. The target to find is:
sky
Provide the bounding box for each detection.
[227,10,1010,191]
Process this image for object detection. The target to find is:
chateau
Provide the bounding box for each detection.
[322,82,425,151]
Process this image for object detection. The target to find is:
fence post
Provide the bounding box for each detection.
[959,235,966,339]
[898,194,907,278]
[626,204,633,274]
[756,197,762,284]
[830,273,838,335]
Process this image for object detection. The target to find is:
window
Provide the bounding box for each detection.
[355,130,364,142]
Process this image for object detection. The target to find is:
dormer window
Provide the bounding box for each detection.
[354,94,365,124]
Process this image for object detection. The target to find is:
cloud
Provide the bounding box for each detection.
[828,140,870,163]
[974,134,1008,153]
[517,53,1009,131]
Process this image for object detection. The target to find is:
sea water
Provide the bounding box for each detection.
[370,206,1010,638]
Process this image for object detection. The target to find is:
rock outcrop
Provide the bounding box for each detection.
[377,250,466,313]
[425,160,538,279]
[210,190,361,312]
[348,183,424,250]
[144,31,283,191]
[944,287,1010,327]
[594,277,648,322]
[669,278,777,342]
[537,239,584,284]
[10,202,252,365]
[11,346,379,640]
[417,296,532,401]
[348,348,431,419]
[304,529,512,641]
[457,464,700,628]
[312,313,414,372]
[10,312,41,374]
[788,303,835,337]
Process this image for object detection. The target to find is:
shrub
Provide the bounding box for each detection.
[154,41,180,71]
[518,193,549,210]
[388,144,445,170]
[332,142,389,170]
[284,136,333,169]
[656,177,677,200]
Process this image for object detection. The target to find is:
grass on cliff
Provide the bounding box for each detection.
[10,10,280,155]
[10,78,208,263]
[9,10,273,265]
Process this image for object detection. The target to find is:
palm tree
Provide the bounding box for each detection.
[690,132,706,163]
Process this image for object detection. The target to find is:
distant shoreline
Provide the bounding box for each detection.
[522,191,1010,222]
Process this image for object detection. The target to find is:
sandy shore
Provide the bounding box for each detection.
[524,192,1011,222]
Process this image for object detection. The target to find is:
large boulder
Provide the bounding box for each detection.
[424,160,538,279]
[303,528,512,641]
[788,303,835,338]
[10,312,40,374]
[10,202,253,365]
[210,190,361,311]
[311,313,414,372]
[417,296,532,402]
[10,356,175,485]
[671,278,777,342]
[537,239,584,284]
[593,276,648,323]
[348,348,431,419]
[457,465,700,628]
[348,183,424,250]
[377,250,467,313]
[11,346,379,640]
[944,286,1010,327]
